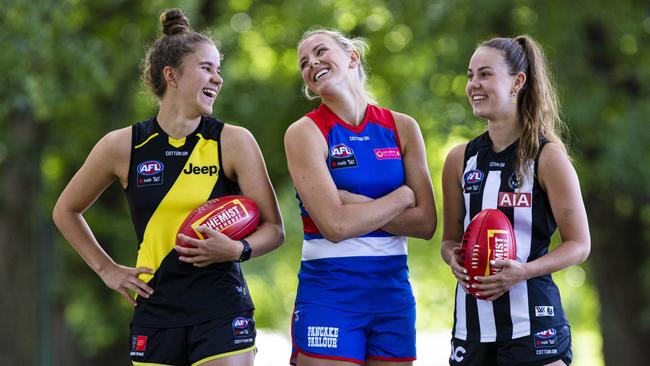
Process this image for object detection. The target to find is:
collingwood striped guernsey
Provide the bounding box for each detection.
[453,131,569,342]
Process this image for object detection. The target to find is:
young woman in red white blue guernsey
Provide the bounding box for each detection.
[285,29,437,366]
[441,35,591,365]
[53,9,284,366]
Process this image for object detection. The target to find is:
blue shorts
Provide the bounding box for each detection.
[290,303,416,365]
[449,325,572,366]
[129,310,256,366]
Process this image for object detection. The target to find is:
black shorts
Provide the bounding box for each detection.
[129,310,256,366]
[449,325,572,366]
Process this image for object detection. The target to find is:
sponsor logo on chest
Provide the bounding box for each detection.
[498,192,532,207]
[183,163,219,176]
[374,147,401,160]
[463,169,484,194]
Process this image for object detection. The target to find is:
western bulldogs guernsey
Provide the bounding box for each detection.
[126,116,253,328]
[454,132,569,342]
[295,104,415,313]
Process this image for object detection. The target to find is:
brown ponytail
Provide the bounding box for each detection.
[481,35,568,183]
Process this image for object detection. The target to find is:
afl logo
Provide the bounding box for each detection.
[329,144,354,158]
[232,317,250,329]
[535,328,557,339]
[464,169,484,184]
[137,160,164,176]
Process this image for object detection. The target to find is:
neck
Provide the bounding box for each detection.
[487,116,522,152]
[321,87,369,126]
[157,98,202,139]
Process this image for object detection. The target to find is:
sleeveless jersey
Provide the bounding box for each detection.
[294,104,415,313]
[453,131,569,342]
[125,116,253,328]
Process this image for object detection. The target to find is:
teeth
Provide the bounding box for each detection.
[202,88,217,97]
[314,68,329,82]
[472,95,487,101]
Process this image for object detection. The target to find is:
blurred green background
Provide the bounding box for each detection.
[1,0,649,365]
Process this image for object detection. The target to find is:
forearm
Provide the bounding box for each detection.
[440,239,460,266]
[244,221,285,258]
[314,187,412,242]
[381,206,436,239]
[522,240,589,280]
[53,209,115,275]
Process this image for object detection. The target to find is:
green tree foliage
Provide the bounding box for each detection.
[1,0,648,364]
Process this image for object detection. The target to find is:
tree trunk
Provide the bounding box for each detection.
[0,109,46,365]
[588,195,648,366]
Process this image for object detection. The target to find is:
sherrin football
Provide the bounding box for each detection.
[176,195,260,248]
[459,208,517,299]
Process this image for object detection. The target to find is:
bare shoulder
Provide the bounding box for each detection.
[445,142,468,164]
[285,116,320,140]
[96,126,131,161]
[391,110,419,131]
[538,142,570,167]
[222,123,256,147]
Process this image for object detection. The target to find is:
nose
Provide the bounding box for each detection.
[308,54,319,68]
[211,71,223,86]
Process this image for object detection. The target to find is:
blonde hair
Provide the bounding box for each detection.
[298,29,376,104]
[480,35,568,182]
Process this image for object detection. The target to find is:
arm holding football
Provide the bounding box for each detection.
[440,143,471,290]
[52,128,154,306]
[285,117,415,243]
[474,144,591,300]
[175,125,285,266]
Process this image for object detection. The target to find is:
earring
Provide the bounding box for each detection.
[511,91,517,104]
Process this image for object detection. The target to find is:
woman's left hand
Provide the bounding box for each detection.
[175,225,241,267]
[472,259,528,301]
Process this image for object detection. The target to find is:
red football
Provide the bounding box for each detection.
[459,209,517,300]
[176,195,260,248]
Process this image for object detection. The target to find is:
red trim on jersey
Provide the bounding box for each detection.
[305,104,402,152]
[301,216,320,234]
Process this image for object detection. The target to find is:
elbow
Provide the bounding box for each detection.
[318,222,349,243]
[578,240,591,263]
[413,217,437,241]
[274,224,286,248]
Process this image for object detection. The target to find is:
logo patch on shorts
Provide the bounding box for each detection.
[130,335,147,356]
[535,306,555,317]
[534,328,557,348]
[232,316,255,345]
[307,326,339,349]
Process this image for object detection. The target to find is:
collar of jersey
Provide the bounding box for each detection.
[320,103,373,134]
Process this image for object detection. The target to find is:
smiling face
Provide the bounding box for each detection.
[171,42,223,116]
[466,46,521,122]
[297,33,357,98]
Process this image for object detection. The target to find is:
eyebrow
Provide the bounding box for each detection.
[468,66,494,73]
[299,43,326,65]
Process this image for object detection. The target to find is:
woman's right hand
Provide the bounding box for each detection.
[447,243,471,293]
[99,263,154,306]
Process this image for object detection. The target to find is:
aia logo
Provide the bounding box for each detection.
[464,169,484,184]
[535,328,557,339]
[137,160,163,176]
[498,192,531,207]
[329,144,354,158]
[232,317,250,329]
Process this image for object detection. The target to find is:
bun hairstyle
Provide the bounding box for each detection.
[143,8,216,98]
[480,35,568,182]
